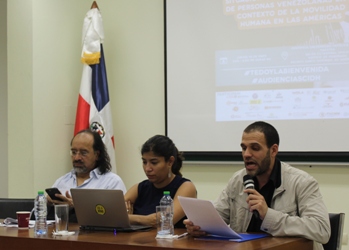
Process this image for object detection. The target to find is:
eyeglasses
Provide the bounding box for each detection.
[70,149,90,157]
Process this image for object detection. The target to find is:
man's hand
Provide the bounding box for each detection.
[47,191,74,208]
[243,189,268,219]
[183,219,207,236]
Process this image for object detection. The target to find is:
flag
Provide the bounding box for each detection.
[74,2,116,173]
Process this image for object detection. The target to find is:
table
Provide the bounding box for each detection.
[0,223,313,250]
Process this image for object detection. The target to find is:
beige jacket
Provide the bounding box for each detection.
[214,161,330,250]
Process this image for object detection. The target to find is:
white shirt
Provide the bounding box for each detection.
[52,168,126,195]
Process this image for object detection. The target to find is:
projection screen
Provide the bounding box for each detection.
[165,0,349,163]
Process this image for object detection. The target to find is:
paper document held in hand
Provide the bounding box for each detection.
[178,196,242,239]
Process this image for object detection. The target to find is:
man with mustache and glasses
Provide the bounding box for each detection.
[47,129,126,221]
[184,121,330,250]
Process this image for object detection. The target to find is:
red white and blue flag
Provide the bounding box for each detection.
[74,3,116,172]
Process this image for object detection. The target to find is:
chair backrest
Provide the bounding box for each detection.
[0,198,35,219]
[323,213,345,250]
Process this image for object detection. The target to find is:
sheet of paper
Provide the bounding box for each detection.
[178,196,242,239]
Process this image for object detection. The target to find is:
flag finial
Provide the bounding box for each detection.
[91,1,99,9]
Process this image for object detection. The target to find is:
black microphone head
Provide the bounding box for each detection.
[243,175,255,189]
[243,174,252,182]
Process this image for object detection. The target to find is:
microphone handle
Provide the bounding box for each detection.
[246,188,260,219]
[253,209,260,219]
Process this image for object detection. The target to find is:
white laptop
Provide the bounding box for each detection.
[70,188,152,232]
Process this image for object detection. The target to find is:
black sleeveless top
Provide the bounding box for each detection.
[133,175,191,228]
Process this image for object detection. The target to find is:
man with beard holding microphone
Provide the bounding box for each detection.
[184,121,330,250]
[46,129,126,221]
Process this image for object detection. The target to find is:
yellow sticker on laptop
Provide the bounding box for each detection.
[95,204,106,215]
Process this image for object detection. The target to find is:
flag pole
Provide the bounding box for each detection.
[91,1,99,9]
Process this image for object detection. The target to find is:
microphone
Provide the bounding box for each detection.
[243,175,260,219]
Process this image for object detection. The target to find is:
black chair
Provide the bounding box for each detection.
[323,213,345,250]
[0,198,35,219]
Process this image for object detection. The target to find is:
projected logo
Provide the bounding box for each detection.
[95,204,106,215]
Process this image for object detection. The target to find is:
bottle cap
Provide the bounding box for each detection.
[163,191,170,195]
[38,191,44,195]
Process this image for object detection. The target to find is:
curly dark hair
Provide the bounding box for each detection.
[72,129,112,174]
[141,135,184,177]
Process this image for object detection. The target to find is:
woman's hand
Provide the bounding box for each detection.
[125,200,134,214]
[128,213,157,228]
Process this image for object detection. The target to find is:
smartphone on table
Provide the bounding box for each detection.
[45,188,64,202]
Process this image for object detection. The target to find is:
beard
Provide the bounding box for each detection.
[255,149,271,176]
[73,165,89,174]
[73,161,88,174]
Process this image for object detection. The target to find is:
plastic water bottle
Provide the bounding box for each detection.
[34,190,47,236]
[158,191,174,237]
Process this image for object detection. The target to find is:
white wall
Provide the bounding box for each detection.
[3,0,349,249]
[0,0,8,197]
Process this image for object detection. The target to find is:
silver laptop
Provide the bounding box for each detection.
[70,188,152,232]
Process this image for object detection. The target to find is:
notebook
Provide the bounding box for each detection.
[70,188,152,232]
